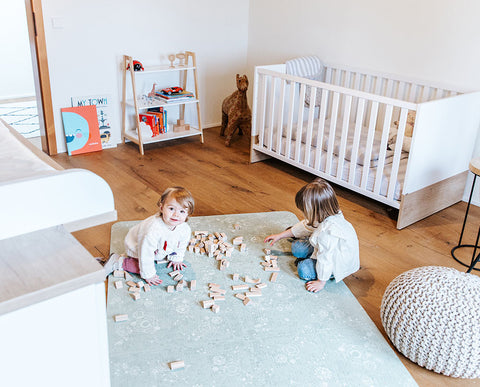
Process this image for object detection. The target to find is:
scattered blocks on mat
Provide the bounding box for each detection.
[114,281,123,289]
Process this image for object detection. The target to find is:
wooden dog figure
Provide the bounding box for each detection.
[220,74,251,146]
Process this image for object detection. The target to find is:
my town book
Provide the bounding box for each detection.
[61,105,102,155]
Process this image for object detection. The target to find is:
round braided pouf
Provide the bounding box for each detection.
[381,266,480,378]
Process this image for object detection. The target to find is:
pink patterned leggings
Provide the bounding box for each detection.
[122,257,141,274]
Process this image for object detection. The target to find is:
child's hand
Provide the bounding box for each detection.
[167,261,187,271]
[306,280,326,293]
[145,275,163,286]
[264,234,281,246]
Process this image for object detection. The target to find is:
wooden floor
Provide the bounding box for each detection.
[53,127,480,386]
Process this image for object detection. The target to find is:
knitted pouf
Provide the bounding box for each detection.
[381,266,480,378]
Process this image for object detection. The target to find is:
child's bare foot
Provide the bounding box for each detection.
[306,280,326,292]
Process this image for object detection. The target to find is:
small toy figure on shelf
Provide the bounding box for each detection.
[127,60,144,71]
[176,53,185,66]
[168,54,176,68]
[148,83,157,98]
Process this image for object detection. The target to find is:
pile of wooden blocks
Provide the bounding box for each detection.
[188,230,246,271]
[167,269,196,293]
[112,269,151,301]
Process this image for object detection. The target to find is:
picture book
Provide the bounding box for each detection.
[70,94,115,149]
[139,113,159,136]
[61,105,102,156]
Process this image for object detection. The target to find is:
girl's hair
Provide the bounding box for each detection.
[295,178,340,226]
[157,186,195,218]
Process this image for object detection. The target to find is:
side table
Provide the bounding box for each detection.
[451,157,480,272]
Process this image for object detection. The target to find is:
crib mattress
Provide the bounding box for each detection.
[256,137,408,202]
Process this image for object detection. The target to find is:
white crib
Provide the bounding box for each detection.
[250,61,480,229]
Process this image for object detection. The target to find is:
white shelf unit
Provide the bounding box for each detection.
[121,52,204,155]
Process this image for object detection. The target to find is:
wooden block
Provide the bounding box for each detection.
[264,267,280,272]
[264,248,271,255]
[244,276,260,284]
[169,360,185,370]
[209,283,221,288]
[235,293,246,301]
[169,270,180,277]
[136,281,145,288]
[211,304,220,313]
[239,243,246,252]
[209,288,226,295]
[243,297,251,306]
[225,250,232,258]
[232,236,243,245]
[189,280,196,290]
[232,273,239,281]
[178,279,186,286]
[144,284,151,292]
[214,232,221,239]
[233,224,240,230]
[201,299,215,308]
[113,270,125,278]
[173,274,184,281]
[256,283,267,289]
[126,281,136,287]
[188,245,194,253]
[167,285,175,293]
[176,283,184,291]
[219,232,227,241]
[212,295,225,301]
[131,292,140,300]
[232,284,249,291]
[114,314,128,322]
[270,272,278,282]
[128,286,138,292]
[114,280,123,289]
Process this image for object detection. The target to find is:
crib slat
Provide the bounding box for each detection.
[303,85,317,166]
[256,74,267,148]
[360,101,379,189]
[336,95,352,179]
[266,76,277,150]
[314,89,329,171]
[373,104,393,194]
[348,98,366,184]
[284,81,297,159]
[387,108,408,200]
[275,78,286,155]
[326,92,340,175]
[294,83,307,162]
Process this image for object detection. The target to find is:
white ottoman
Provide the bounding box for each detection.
[381,266,480,378]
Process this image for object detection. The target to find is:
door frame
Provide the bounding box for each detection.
[25,0,57,155]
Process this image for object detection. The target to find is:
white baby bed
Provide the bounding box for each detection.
[0,119,117,240]
[250,60,480,229]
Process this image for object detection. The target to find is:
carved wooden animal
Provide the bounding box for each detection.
[220,74,251,146]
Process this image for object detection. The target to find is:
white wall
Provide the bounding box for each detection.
[247,0,480,204]
[41,0,249,153]
[0,1,35,99]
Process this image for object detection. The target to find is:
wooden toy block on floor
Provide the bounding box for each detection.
[144,284,151,292]
[232,284,249,291]
[212,304,220,313]
[201,299,215,308]
[167,285,175,293]
[114,314,128,322]
[114,281,123,289]
[243,297,251,306]
[232,273,239,281]
[235,293,246,301]
[270,272,278,282]
[131,292,141,301]
[232,236,243,245]
[113,270,125,278]
[189,280,196,290]
[126,281,136,287]
[169,360,185,370]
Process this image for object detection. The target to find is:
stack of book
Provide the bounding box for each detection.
[155,89,195,103]
[139,107,167,136]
